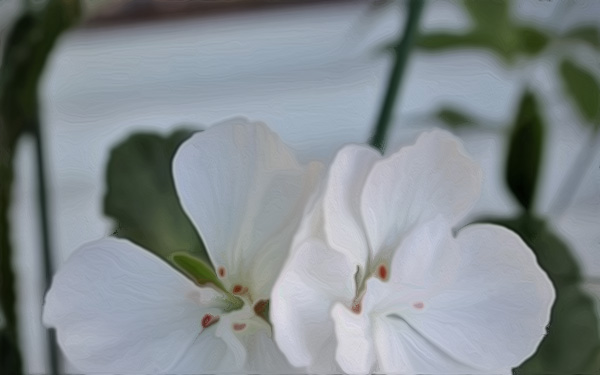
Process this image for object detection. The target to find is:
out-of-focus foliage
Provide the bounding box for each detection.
[421,0,600,135]
[488,216,600,374]
[0,1,81,373]
[496,86,600,372]
[505,92,544,212]
[417,0,550,64]
[563,25,600,50]
[104,129,211,266]
[435,106,479,130]
[559,59,600,130]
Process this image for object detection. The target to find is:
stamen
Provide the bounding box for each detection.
[378,264,388,280]
[232,284,248,295]
[254,300,268,315]
[351,301,362,314]
[201,314,220,328]
[233,323,247,331]
[218,267,226,278]
[413,302,424,310]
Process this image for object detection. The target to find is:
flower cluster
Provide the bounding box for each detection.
[43,119,554,374]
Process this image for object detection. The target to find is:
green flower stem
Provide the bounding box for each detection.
[0,138,22,374]
[369,0,426,153]
[32,117,61,375]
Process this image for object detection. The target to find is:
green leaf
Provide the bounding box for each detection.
[436,106,478,129]
[417,32,481,50]
[559,59,600,128]
[170,252,225,291]
[564,26,600,50]
[483,216,600,374]
[505,92,545,211]
[103,129,210,264]
[517,26,550,56]
[463,0,509,29]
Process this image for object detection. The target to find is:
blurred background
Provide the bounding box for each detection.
[1,0,599,374]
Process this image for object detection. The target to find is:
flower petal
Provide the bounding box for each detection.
[360,130,482,260]
[322,144,381,270]
[331,302,376,374]
[372,313,491,374]
[402,224,555,371]
[173,119,322,299]
[271,237,355,372]
[43,238,224,373]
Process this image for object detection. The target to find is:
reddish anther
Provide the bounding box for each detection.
[351,302,362,314]
[218,267,226,278]
[254,300,268,315]
[233,323,246,331]
[201,314,220,328]
[413,302,424,310]
[378,264,388,280]
[232,284,247,295]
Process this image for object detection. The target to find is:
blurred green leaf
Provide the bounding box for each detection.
[436,106,478,129]
[463,0,509,29]
[487,216,600,374]
[559,59,600,129]
[417,1,551,63]
[564,25,600,50]
[517,26,550,56]
[505,92,545,212]
[104,129,210,265]
[171,252,225,292]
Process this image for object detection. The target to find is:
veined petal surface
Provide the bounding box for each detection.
[360,130,482,261]
[43,238,224,373]
[173,119,322,299]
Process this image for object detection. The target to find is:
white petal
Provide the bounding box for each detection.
[387,216,462,301]
[402,224,555,371]
[241,325,299,374]
[372,314,484,374]
[173,119,322,299]
[322,144,381,270]
[170,324,236,373]
[43,238,224,373]
[360,130,482,260]
[271,238,355,372]
[331,302,376,374]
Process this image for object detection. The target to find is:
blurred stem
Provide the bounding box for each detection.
[0,139,22,374]
[369,0,425,153]
[549,129,599,215]
[31,117,60,375]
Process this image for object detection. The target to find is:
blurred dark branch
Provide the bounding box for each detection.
[369,0,425,153]
[0,1,81,374]
[85,0,361,28]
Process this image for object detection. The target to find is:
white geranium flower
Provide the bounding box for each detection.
[43,119,321,374]
[271,130,555,374]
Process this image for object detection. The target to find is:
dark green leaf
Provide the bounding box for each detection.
[564,26,600,50]
[463,0,509,29]
[482,216,600,373]
[104,129,210,264]
[559,59,600,127]
[505,92,545,211]
[436,107,478,129]
[171,252,225,291]
[417,32,480,50]
[517,26,550,56]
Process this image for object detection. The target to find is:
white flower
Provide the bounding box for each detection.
[43,119,322,374]
[271,130,555,374]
